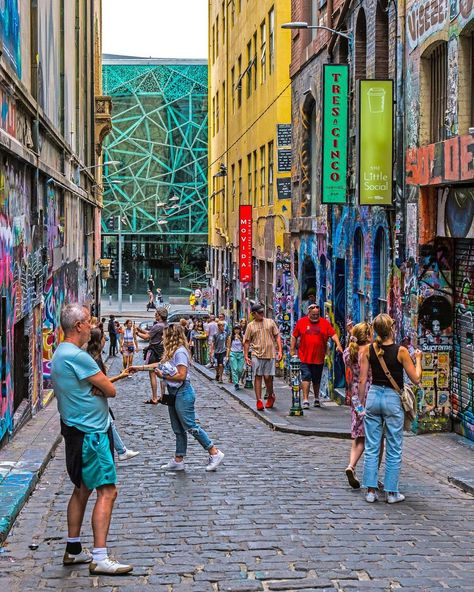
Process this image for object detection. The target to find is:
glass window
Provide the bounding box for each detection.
[353,228,365,323]
[260,145,266,206]
[429,42,448,143]
[268,141,274,205]
[247,154,252,205]
[216,16,219,58]
[231,164,236,212]
[237,55,242,107]
[253,31,258,90]
[269,7,275,74]
[253,150,258,207]
[238,159,243,205]
[231,67,235,113]
[373,227,388,315]
[216,90,219,133]
[260,21,266,83]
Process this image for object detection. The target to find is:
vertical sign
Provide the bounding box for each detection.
[322,64,349,203]
[358,80,394,205]
[239,205,252,283]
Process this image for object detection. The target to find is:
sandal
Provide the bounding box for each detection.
[144,399,159,405]
[345,466,361,489]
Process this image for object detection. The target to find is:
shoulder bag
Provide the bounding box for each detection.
[374,346,417,430]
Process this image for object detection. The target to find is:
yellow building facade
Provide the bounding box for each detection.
[208,0,292,317]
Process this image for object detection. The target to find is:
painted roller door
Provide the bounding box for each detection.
[452,239,474,441]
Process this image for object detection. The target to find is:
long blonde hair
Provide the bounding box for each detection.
[373,313,395,355]
[348,322,372,363]
[162,323,191,362]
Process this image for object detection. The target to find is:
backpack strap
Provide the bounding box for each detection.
[373,344,402,394]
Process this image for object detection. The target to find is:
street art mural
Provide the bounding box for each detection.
[0,0,22,77]
[415,239,453,432]
[274,248,292,378]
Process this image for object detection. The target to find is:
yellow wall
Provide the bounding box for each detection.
[208,0,291,261]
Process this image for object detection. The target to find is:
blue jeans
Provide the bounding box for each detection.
[363,385,404,493]
[168,382,213,456]
[110,420,126,455]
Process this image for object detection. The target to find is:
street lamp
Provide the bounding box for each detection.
[78,160,120,172]
[281,21,352,49]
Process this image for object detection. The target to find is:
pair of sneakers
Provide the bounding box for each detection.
[366,490,405,504]
[161,450,225,472]
[256,394,275,411]
[63,548,132,575]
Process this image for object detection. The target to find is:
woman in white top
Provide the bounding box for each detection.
[130,324,224,472]
[120,319,138,370]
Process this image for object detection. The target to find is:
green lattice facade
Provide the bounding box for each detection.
[102,58,208,243]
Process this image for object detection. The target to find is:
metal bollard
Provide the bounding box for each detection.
[129,294,133,303]
[244,356,253,389]
[289,355,303,416]
[108,294,112,306]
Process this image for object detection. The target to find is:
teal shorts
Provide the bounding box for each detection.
[82,432,116,490]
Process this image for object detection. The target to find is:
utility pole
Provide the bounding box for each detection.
[118,215,123,313]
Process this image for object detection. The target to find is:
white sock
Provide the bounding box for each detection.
[67,537,81,543]
[92,547,107,562]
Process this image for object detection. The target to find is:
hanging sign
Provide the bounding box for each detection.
[358,80,394,205]
[321,64,349,203]
[239,205,252,283]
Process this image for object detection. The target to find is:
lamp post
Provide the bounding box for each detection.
[281,21,353,50]
[289,355,304,416]
[117,215,123,313]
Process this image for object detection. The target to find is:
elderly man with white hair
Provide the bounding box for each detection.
[51,303,132,576]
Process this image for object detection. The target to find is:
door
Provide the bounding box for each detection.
[13,318,29,412]
[453,239,474,440]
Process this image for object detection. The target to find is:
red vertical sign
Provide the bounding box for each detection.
[239,205,252,283]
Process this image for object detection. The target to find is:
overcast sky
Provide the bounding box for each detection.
[103,0,208,59]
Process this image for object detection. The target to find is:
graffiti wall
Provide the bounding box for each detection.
[0,0,22,77]
[273,248,292,376]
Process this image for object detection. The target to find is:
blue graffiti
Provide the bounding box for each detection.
[0,0,22,77]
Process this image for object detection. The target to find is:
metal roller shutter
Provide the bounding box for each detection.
[453,239,474,441]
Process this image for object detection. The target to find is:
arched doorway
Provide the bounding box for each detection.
[301,255,316,316]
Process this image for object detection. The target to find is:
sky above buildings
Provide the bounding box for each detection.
[103,0,208,59]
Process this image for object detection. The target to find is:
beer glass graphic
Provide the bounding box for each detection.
[367,87,385,113]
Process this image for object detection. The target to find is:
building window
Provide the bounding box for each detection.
[231,0,235,26]
[231,164,236,212]
[269,7,275,74]
[319,255,327,311]
[222,1,225,45]
[237,55,242,107]
[310,103,318,215]
[375,2,389,78]
[253,31,258,90]
[238,159,243,205]
[373,227,388,315]
[260,145,266,206]
[260,20,266,83]
[353,228,365,323]
[253,150,258,207]
[216,16,219,58]
[216,90,220,133]
[212,24,215,64]
[429,42,448,143]
[247,154,252,205]
[212,95,216,137]
[247,41,252,98]
[222,82,226,128]
[231,67,236,113]
[268,141,274,205]
[355,9,367,80]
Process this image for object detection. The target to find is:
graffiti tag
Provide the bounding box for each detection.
[407,0,449,51]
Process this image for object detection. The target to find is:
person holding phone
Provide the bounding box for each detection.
[120,319,138,370]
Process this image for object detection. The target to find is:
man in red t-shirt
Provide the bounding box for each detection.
[290,304,343,408]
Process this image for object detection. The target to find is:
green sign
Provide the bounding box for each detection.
[358,80,393,205]
[322,64,349,204]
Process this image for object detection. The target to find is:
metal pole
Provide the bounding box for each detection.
[118,216,122,313]
[289,355,303,416]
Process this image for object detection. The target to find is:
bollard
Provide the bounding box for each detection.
[289,355,303,416]
[244,356,253,389]
[108,294,112,306]
[129,294,133,303]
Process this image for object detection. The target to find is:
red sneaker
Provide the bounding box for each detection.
[256,399,264,411]
[265,394,276,409]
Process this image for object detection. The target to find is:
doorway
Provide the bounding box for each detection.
[334,258,346,388]
[13,318,29,412]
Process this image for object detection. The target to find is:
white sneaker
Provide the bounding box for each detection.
[365,490,378,503]
[386,492,405,504]
[161,458,185,471]
[63,548,92,565]
[117,449,140,461]
[89,556,133,575]
[205,450,225,472]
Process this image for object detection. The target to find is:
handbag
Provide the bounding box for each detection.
[374,345,417,430]
[160,383,183,406]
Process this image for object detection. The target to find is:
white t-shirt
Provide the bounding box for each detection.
[194,288,202,298]
[165,346,190,387]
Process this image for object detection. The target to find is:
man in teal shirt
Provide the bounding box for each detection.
[51,303,132,576]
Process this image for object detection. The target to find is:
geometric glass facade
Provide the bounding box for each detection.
[101,57,208,291]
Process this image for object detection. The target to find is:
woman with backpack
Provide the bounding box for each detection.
[358,313,422,504]
[129,324,224,472]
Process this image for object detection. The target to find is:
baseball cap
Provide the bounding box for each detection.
[251,303,264,313]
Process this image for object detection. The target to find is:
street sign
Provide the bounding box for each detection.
[276,124,292,147]
[321,64,349,204]
[358,80,394,205]
[239,205,252,283]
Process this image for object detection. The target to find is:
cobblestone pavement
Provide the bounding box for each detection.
[1,355,473,591]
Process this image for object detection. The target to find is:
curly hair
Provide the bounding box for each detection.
[348,322,372,363]
[162,323,192,362]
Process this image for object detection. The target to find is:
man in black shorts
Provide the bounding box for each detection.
[290,304,343,408]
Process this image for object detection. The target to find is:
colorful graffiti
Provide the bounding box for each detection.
[274,248,293,377]
[0,0,22,77]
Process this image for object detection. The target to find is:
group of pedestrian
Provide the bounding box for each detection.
[189,287,208,311]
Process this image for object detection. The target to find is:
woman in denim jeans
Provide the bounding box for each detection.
[130,324,224,472]
[358,314,422,504]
